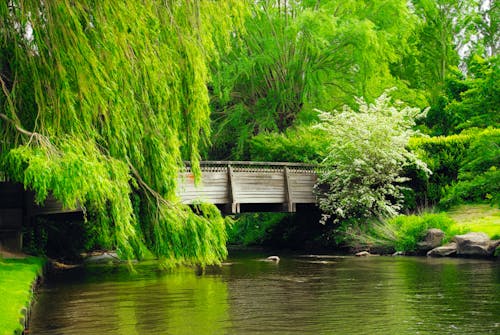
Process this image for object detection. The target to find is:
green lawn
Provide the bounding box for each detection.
[0,257,44,335]
[447,204,500,239]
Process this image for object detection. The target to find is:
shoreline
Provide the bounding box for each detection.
[0,255,44,335]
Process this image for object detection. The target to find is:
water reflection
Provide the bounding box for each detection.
[31,266,231,334]
[30,255,500,335]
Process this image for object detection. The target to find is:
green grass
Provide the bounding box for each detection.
[447,204,500,239]
[0,257,44,335]
[339,213,464,253]
[339,204,500,253]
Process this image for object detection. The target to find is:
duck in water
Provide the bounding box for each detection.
[266,255,280,263]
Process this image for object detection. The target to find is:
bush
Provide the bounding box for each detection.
[315,91,429,222]
[408,128,500,208]
[408,132,471,206]
[389,213,462,251]
[441,128,500,207]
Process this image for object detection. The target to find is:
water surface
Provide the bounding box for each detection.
[30,253,500,334]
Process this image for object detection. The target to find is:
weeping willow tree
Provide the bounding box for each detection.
[0,1,247,266]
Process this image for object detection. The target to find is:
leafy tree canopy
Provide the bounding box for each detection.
[210,0,421,159]
[424,55,499,135]
[0,1,247,266]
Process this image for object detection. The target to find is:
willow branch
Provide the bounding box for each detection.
[125,157,177,210]
[0,112,34,137]
[0,112,54,151]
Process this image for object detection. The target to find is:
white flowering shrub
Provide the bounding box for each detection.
[314,91,429,223]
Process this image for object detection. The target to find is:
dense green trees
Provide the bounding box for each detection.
[0,1,246,265]
[424,55,499,134]
[211,0,498,159]
[0,0,497,257]
[225,0,498,234]
[210,0,420,159]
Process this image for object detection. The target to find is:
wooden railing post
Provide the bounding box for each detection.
[284,166,296,212]
[227,164,240,214]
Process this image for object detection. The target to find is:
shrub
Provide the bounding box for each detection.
[440,128,500,207]
[408,132,471,206]
[407,128,500,208]
[389,213,462,251]
[315,91,429,223]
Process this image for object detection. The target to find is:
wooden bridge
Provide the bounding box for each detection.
[178,161,318,213]
[0,162,318,251]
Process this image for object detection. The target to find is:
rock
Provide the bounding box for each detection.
[417,228,445,252]
[454,232,498,257]
[392,251,405,256]
[427,242,457,257]
[490,240,500,256]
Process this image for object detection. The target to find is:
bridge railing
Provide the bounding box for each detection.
[181,161,317,173]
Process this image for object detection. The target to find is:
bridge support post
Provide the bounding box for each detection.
[0,182,24,252]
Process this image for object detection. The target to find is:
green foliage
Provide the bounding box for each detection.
[408,132,472,205]
[315,91,429,222]
[398,0,489,106]
[3,137,142,259]
[228,213,287,246]
[424,55,499,135]
[440,128,500,207]
[249,126,328,163]
[389,213,461,251]
[339,213,465,252]
[409,128,500,208]
[449,56,499,131]
[141,203,232,268]
[463,1,499,58]
[210,0,421,159]
[0,1,247,266]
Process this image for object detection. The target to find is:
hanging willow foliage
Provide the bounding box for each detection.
[0,1,247,266]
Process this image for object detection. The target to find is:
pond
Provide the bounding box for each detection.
[30,252,500,335]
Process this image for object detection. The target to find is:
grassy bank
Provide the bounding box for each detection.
[0,257,44,335]
[339,204,500,253]
[447,204,500,239]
